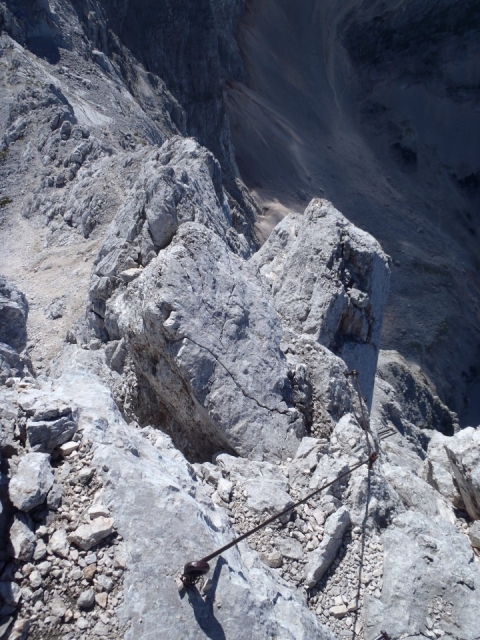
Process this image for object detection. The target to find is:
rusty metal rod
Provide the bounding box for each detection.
[200,455,371,563]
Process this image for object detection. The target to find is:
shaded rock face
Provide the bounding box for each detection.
[0,276,28,351]
[100,194,390,462]
[253,199,391,406]
[374,351,458,436]
[228,0,480,423]
[109,221,305,462]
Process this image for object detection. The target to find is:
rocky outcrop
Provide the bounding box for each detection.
[253,200,391,406]
[364,511,480,640]
[444,427,480,520]
[0,276,28,351]
[109,221,305,462]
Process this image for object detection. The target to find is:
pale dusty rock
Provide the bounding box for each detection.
[276,537,304,561]
[46,361,333,640]
[216,477,233,503]
[383,463,455,522]
[424,431,464,509]
[364,511,480,640]
[252,199,390,406]
[9,513,36,561]
[329,605,348,619]
[331,413,368,457]
[8,452,54,511]
[309,454,351,498]
[68,517,114,550]
[468,521,480,549]
[95,592,108,608]
[87,504,110,519]
[347,464,405,528]
[29,570,42,589]
[50,596,67,618]
[58,440,80,456]
[244,478,294,517]
[49,528,70,559]
[304,506,351,588]
[260,550,283,568]
[444,427,480,520]
[32,539,47,562]
[109,221,305,462]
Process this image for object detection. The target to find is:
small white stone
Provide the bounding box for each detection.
[59,441,79,456]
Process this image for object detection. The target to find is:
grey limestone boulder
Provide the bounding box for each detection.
[364,511,480,640]
[304,506,351,588]
[444,427,480,520]
[469,521,480,549]
[425,431,464,509]
[89,136,253,340]
[9,513,35,561]
[0,276,28,351]
[244,477,293,517]
[252,199,391,406]
[26,414,77,453]
[68,517,114,551]
[8,452,54,512]
[109,221,305,462]
[382,463,455,522]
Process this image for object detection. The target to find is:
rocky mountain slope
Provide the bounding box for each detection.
[0,1,479,639]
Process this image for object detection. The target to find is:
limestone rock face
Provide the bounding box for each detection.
[45,357,334,640]
[252,199,391,406]
[375,350,458,436]
[425,431,464,509]
[304,506,351,588]
[364,511,480,640]
[444,427,480,520]
[0,276,28,351]
[8,453,54,512]
[110,221,305,461]
[90,136,253,341]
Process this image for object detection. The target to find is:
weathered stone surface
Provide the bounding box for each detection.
[9,513,35,561]
[468,521,480,549]
[444,427,480,520]
[383,463,455,522]
[364,511,480,640]
[46,359,333,640]
[110,221,305,462]
[68,517,114,551]
[49,528,70,559]
[375,350,458,435]
[309,454,351,499]
[252,199,390,406]
[425,431,464,509]
[26,415,77,453]
[276,537,304,561]
[244,478,293,517]
[304,506,351,588]
[77,589,95,610]
[9,452,54,512]
[0,276,28,351]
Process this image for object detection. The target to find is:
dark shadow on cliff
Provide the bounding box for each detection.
[185,557,227,640]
